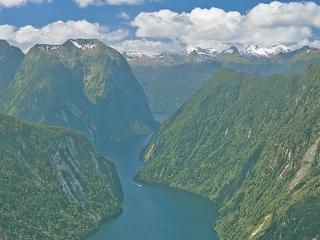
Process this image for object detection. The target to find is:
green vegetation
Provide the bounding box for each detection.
[131,48,320,114]
[0,40,24,89]
[0,113,123,240]
[138,65,320,239]
[0,39,157,147]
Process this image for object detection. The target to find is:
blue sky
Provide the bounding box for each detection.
[0,0,297,27]
[0,0,319,53]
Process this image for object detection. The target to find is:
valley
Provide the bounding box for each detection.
[0,39,157,239]
[86,131,219,240]
[0,27,320,240]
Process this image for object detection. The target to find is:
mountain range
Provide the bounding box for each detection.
[1,37,320,240]
[125,45,320,114]
[124,44,294,66]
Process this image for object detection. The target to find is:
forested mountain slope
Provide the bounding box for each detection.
[0,40,24,89]
[138,65,320,239]
[0,39,157,146]
[0,113,123,240]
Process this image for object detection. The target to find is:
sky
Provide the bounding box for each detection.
[0,0,320,53]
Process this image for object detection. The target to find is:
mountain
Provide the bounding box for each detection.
[0,40,24,90]
[0,39,157,146]
[126,46,320,114]
[125,44,293,66]
[137,66,320,239]
[124,51,187,66]
[0,113,122,239]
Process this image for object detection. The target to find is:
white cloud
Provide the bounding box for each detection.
[117,11,130,20]
[0,0,48,7]
[298,39,320,49]
[74,0,143,7]
[244,1,320,28]
[1,1,320,54]
[0,20,129,52]
[131,1,320,50]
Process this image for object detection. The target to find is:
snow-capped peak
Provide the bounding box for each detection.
[70,40,97,50]
[123,44,301,66]
[124,51,152,59]
[245,45,293,58]
[123,51,169,65]
[184,47,220,58]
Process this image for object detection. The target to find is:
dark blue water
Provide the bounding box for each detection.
[86,114,219,240]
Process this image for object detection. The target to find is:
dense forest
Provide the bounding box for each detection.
[0,113,123,239]
[138,64,320,239]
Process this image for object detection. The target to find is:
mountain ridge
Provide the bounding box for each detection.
[124,44,304,66]
[0,38,157,146]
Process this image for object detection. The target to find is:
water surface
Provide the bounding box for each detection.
[87,117,218,240]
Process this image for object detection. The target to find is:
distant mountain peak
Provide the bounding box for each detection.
[185,47,219,54]
[245,44,293,58]
[124,51,153,59]
[223,46,240,54]
[183,47,220,60]
[123,51,171,65]
[123,44,318,66]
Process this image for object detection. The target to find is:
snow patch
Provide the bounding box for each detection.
[70,40,97,50]
[70,40,82,49]
[37,45,61,52]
